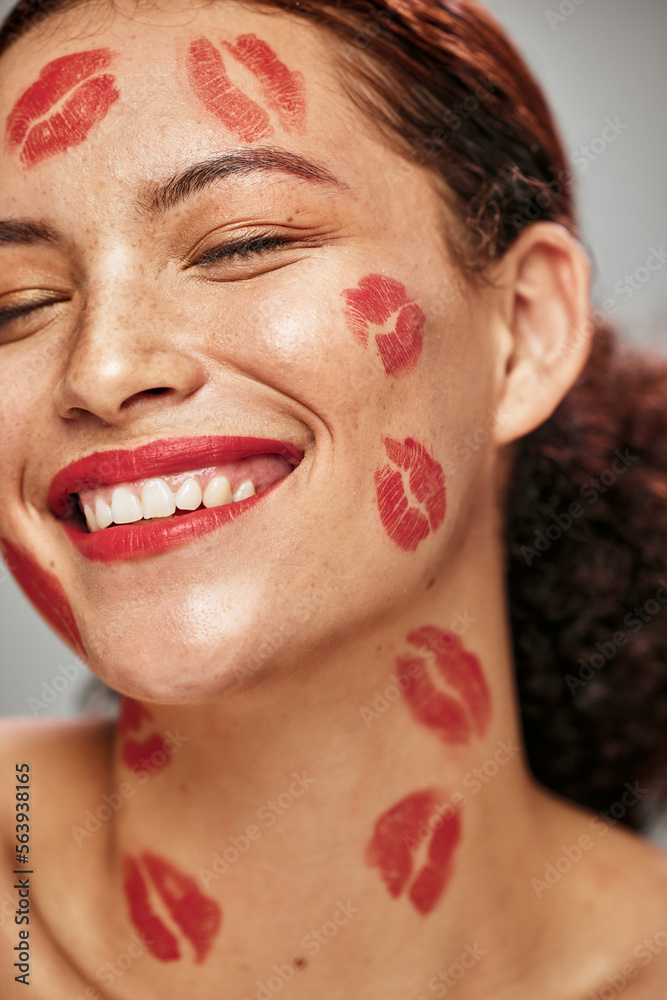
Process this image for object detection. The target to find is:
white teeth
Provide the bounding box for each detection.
[111,487,143,524]
[83,503,99,532]
[95,497,113,529]
[141,478,176,519]
[174,478,203,511]
[233,479,256,502]
[203,475,232,509]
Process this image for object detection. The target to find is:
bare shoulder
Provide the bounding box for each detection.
[0,715,115,843]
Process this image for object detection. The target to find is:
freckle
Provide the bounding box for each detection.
[292,956,307,969]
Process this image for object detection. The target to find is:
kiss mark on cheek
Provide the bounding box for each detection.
[186,37,272,142]
[221,33,306,132]
[124,852,221,962]
[342,274,425,376]
[398,627,491,743]
[118,697,171,775]
[5,49,119,167]
[375,438,446,551]
[0,537,85,657]
[366,789,461,915]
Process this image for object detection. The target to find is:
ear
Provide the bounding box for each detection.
[488,222,592,446]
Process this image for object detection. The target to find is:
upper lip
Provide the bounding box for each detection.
[48,436,304,518]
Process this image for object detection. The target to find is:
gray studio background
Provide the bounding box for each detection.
[1,0,667,720]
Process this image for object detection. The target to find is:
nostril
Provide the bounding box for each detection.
[120,387,172,409]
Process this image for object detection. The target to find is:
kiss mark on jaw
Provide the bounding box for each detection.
[375,437,446,551]
[0,537,85,658]
[341,274,425,376]
[5,49,120,167]
[366,789,461,915]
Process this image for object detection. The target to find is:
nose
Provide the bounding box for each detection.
[54,287,207,425]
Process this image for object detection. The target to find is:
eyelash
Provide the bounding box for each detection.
[0,234,297,330]
[193,233,296,267]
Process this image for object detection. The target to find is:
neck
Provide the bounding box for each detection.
[89,556,589,999]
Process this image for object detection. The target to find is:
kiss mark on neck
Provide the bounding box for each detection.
[366,789,461,914]
[118,697,170,775]
[0,537,85,657]
[123,852,222,963]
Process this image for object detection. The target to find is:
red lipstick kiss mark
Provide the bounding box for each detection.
[186,37,271,142]
[397,627,491,744]
[0,537,85,658]
[5,49,119,167]
[118,697,170,775]
[124,852,221,963]
[366,789,461,915]
[341,274,425,376]
[375,437,446,551]
[221,33,306,132]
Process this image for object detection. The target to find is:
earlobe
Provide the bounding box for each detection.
[490,222,592,446]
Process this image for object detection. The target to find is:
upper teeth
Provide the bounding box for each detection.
[80,472,256,533]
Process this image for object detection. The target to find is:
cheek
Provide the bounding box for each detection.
[0,537,85,658]
[123,851,221,963]
[374,437,446,552]
[185,33,306,142]
[6,49,120,168]
[366,788,461,915]
[341,273,425,376]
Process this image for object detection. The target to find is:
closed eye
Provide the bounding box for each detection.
[192,233,298,267]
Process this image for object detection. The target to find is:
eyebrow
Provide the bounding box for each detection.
[0,220,61,247]
[140,146,347,214]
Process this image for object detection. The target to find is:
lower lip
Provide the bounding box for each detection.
[63,479,283,562]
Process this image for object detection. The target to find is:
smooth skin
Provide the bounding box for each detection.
[1,2,667,998]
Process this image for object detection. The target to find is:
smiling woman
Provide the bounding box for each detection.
[1,1,667,998]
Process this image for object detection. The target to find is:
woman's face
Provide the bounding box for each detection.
[0,0,501,700]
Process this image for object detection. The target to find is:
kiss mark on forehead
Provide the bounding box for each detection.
[221,33,306,133]
[187,37,271,143]
[186,34,306,142]
[5,49,120,167]
[342,274,425,376]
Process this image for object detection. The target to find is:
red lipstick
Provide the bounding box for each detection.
[5,49,119,168]
[366,788,461,915]
[49,436,303,562]
[375,437,446,552]
[186,37,271,143]
[221,33,306,133]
